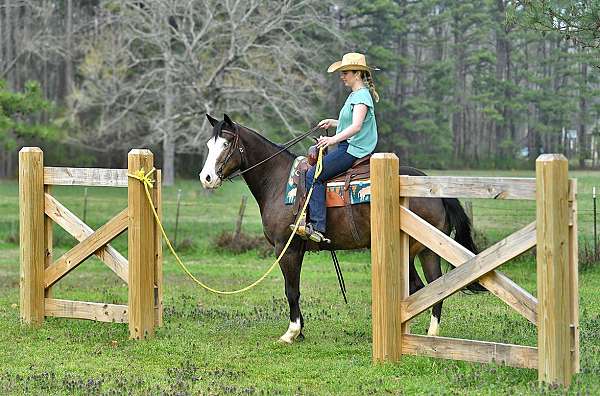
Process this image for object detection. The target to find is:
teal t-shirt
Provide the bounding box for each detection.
[336,87,377,158]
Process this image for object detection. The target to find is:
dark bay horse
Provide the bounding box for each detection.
[200,114,480,344]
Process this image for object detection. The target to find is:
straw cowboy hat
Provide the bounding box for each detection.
[327,52,374,73]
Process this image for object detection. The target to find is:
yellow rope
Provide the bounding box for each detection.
[127,147,324,295]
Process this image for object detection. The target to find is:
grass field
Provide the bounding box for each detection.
[1,169,600,395]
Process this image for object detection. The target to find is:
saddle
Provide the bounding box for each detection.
[292,152,371,244]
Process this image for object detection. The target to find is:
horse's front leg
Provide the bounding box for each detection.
[276,239,306,344]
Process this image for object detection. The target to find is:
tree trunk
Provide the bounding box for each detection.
[452,16,466,161]
[162,80,176,185]
[5,0,13,88]
[0,147,5,178]
[162,54,175,186]
[527,103,538,163]
[578,62,588,168]
[65,0,73,100]
[163,131,175,186]
[494,0,509,163]
[0,2,3,77]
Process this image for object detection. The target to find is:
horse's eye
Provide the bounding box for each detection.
[223,142,229,148]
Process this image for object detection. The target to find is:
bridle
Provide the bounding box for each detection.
[215,128,243,181]
[215,124,322,182]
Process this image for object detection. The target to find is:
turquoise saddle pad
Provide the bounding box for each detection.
[284,156,371,206]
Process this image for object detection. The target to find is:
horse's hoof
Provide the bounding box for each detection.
[278,320,301,344]
[296,332,305,342]
[277,336,294,345]
[427,316,440,336]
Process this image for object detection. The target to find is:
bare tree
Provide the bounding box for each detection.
[71,0,338,185]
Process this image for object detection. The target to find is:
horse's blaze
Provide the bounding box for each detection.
[200,136,228,189]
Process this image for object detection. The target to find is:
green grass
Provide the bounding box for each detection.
[1,169,600,395]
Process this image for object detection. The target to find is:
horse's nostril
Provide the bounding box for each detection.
[205,174,211,183]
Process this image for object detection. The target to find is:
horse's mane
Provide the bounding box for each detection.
[214,121,296,159]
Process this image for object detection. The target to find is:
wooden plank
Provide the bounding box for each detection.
[402,221,537,322]
[400,206,473,264]
[536,154,571,386]
[44,167,128,187]
[44,193,128,283]
[45,298,128,323]
[399,176,536,200]
[568,179,580,373]
[153,169,163,326]
[371,153,403,362]
[400,197,410,337]
[44,185,54,299]
[477,272,537,325]
[402,334,538,370]
[400,206,538,324]
[128,149,156,339]
[19,147,46,325]
[44,208,128,288]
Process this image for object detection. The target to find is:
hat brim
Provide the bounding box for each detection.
[327,61,371,73]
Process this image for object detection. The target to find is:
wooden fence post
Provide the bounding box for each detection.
[128,149,156,339]
[371,153,404,362]
[19,147,45,325]
[536,154,571,386]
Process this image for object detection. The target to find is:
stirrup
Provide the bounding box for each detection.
[306,224,330,244]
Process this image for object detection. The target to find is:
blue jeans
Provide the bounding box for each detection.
[306,141,358,233]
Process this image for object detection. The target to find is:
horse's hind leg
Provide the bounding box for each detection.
[277,241,306,344]
[409,256,425,294]
[418,249,443,336]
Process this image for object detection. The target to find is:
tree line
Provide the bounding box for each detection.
[1,0,598,182]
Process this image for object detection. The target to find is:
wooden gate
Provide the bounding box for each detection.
[370,153,579,387]
[19,147,162,339]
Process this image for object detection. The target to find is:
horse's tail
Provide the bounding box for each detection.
[442,197,487,293]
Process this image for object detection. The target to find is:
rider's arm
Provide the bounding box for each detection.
[331,104,367,144]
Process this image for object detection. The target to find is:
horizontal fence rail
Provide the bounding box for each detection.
[402,334,538,369]
[44,167,129,187]
[45,298,128,323]
[399,176,537,200]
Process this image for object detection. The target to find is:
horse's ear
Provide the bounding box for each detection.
[223,113,234,128]
[206,114,219,127]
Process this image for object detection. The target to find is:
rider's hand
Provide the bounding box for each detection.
[316,135,336,149]
[318,119,336,129]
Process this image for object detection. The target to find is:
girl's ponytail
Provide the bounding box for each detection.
[363,71,380,103]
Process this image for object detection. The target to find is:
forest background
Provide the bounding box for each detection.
[1,0,599,185]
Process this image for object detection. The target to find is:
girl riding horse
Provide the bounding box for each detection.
[294,52,380,243]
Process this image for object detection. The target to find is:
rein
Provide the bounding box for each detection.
[218,125,322,181]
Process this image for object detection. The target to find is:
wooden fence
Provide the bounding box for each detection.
[19,147,162,339]
[370,153,579,387]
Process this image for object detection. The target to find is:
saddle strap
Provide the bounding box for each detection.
[343,173,361,244]
[293,168,307,216]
